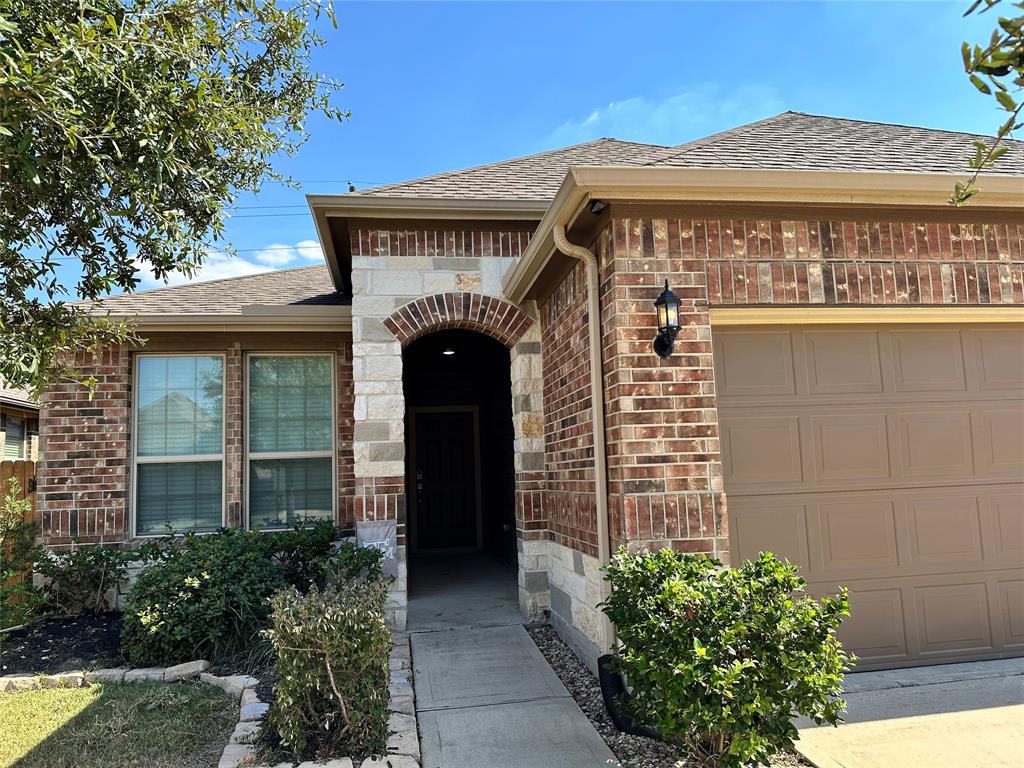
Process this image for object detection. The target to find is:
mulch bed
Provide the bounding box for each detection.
[1,614,126,675]
[526,624,810,768]
[1,614,276,706]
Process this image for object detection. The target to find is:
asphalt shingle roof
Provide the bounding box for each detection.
[353,137,671,200]
[650,112,1024,175]
[0,382,37,410]
[91,265,347,316]
[354,112,1024,201]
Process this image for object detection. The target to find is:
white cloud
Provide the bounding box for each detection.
[295,239,324,261]
[542,84,786,148]
[134,239,325,288]
[135,250,274,288]
[252,243,299,266]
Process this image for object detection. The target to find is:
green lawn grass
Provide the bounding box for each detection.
[0,681,236,768]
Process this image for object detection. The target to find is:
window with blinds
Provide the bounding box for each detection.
[3,415,25,459]
[247,355,334,530]
[134,355,224,535]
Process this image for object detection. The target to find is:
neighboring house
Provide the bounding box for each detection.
[1,383,39,461]
[36,112,1024,671]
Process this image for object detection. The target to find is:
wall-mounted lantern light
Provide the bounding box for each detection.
[653,280,682,358]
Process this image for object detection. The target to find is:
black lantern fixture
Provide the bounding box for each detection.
[652,280,682,358]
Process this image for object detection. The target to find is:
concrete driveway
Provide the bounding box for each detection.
[796,658,1024,768]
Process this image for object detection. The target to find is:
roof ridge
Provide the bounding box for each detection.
[89,263,327,303]
[649,112,799,164]
[354,137,672,196]
[783,110,1022,143]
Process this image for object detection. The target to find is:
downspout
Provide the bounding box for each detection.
[552,224,615,651]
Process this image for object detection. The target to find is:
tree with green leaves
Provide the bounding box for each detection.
[952,0,1023,205]
[0,0,345,395]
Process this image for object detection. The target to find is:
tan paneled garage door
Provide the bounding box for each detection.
[714,324,1024,670]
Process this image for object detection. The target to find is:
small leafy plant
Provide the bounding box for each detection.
[264,577,390,761]
[0,478,44,626]
[34,542,132,615]
[602,548,853,768]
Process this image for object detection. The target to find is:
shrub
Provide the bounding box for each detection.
[0,479,44,625]
[120,525,381,666]
[602,549,853,768]
[264,576,390,761]
[121,528,287,665]
[35,541,131,616]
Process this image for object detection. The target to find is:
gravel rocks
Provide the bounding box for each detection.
[526,625,811,768]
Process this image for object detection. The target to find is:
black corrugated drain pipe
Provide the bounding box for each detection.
[597,654,660,740]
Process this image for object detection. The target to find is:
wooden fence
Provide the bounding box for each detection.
[1,460,37,516]
[2,460,37,609]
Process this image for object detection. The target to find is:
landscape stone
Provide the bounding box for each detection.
[388,695,415,716]
[0,674,37,692]
[217,742,256,768]
[239,702,270,722]
[164,659,209,682]
[124,667,165,683]
[240,687,260,707]
[40,672,84,688]
[359,756,419,768]
[229,721,262,745]
[85,668,127,684]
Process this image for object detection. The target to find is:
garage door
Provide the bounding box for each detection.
[714,324,1024,670]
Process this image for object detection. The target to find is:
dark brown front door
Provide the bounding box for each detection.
[412,409,479,550]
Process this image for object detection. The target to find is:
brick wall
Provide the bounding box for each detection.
[38,347,131,545]
[588,212,1024,563]
[37,334,356,546]
[539,260,599,557]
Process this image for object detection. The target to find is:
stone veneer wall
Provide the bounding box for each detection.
[36,334,355,546]
[347,225,547,628]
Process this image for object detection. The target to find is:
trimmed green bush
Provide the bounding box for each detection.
[122,528,286,665]
[120,524,381,666]
[602,549,853,768]
[264,577,390,761]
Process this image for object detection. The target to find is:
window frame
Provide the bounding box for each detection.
[3,414,26,459]
[130,352,227,538]
[244,351,336,531]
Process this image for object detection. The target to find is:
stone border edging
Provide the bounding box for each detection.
[0,660,266,768]
[1,634,421,768]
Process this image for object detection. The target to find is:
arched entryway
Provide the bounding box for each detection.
[403,329,520,629]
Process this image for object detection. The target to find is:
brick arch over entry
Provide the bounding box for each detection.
[383,292,533,348]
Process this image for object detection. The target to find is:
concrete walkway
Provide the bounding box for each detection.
[408,553,619,768]
[796,658,1024,768]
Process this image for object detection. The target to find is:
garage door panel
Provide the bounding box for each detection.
[972,406,1024,478]
[810,412,891,482]
[984,493,1024,563]
[804,330,883,395]
[995,579,1024,648]
[907,496,984,566]
[721,416,802,486]
[832,586,910,664]
[716,323,1024,669]
[715,331,796,398]
[915,582,993,657]
[814,499,899,573]
[729,499,809,570]
[888,329,967,393]
[969,328,1024,390]
[896,410,975,478]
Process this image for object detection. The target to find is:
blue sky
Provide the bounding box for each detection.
[78,1,1009,293]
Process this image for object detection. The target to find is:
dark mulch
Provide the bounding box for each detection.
[0,613,126,675]
[1,615,277,706]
